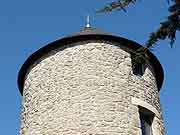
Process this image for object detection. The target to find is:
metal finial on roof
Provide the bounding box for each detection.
[86,15,91,28]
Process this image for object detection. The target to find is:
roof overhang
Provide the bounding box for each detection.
[18,33,164,95]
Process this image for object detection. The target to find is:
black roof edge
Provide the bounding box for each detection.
[18,34,164,95]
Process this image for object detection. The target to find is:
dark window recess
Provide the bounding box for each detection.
[133,63,145,76]
[131,54,146,76]
[139,110,154,135]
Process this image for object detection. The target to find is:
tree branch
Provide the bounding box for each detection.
[96,0,137,13]
[97,0,180,66]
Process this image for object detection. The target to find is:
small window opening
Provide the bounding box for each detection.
[139,107,154,135]
[133,63,145,76]
[131,54,146,76]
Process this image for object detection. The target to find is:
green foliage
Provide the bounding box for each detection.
[96,0,137,13]
[97,0,180,67]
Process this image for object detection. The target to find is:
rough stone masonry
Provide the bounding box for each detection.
[19,39,165,135]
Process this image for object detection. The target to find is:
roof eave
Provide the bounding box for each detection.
[18,34,164,95]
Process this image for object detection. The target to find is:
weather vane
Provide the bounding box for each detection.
[86,15,91,28]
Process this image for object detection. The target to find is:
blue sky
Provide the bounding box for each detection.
[0,0,179,134]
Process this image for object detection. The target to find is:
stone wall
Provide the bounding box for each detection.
[20,40,165,135]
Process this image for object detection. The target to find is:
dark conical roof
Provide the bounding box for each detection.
[17,27,164,95]
[69,27,112,36]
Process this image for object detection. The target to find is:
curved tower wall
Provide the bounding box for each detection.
[20,40,165,135]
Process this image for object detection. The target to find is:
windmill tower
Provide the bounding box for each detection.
[18,22,165,135]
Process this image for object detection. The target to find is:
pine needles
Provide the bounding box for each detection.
[96,0,137,13]
[97,0,180,66]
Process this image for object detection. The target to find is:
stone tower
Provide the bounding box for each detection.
[18,26,165,135]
